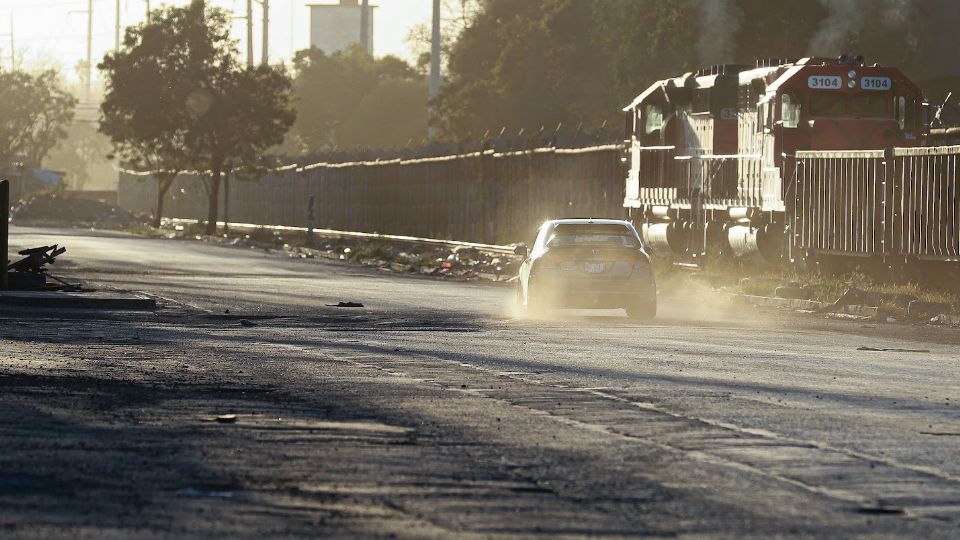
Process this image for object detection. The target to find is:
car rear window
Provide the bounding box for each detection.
[548,224,640,247]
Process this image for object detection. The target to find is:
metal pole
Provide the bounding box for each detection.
[246,0,254,67]
[261,0,269,65]
[306,195,316,248]
[1,180,8,291]
[428,0,441,138]
[224,170,230,232]
[9,14,13,70]
[360,0,370,53]
[86,0,93,98]
[115,0,121,50]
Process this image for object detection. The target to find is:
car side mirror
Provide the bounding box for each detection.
[513,244,528,258]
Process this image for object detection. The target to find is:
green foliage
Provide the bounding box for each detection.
[435,0,683,139]
[435,0,959,140]
[286,45,427,152]
[98,0,296,233]
[0,70,76,167]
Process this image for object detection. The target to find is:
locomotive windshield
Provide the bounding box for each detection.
[808,93,890,118]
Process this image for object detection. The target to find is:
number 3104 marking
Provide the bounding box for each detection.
[861,77,892,90]
[807,76,842,89]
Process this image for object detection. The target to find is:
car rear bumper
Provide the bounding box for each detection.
[530,276,656,309]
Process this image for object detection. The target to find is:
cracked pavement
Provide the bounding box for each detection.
[2,226,960,538]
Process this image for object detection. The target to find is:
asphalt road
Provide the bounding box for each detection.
[5,225,960,538]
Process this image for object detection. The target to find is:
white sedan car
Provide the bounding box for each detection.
[514,219,657,319]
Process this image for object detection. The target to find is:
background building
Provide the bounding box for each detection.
[308,0,376,55]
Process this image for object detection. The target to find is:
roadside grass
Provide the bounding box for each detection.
[124,225,163,236]
[348,242,394,263]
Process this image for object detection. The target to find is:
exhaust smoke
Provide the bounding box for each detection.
[696,0,743,66]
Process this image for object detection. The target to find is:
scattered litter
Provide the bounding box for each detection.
[908,299,954,318]
[239,319,256,327]
[929,314,949,325]
[214,414,237,424]
[11,193,145,228]
[326,301,364,308]
[820,288,918,313]
[856,505,905,515]
[857,346,930,353]
[774,284,813,300]
[824,312,871,321]
[885,316,898,324]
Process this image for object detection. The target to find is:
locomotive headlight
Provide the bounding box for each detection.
[847,79,856,88]
[847,70,857,78]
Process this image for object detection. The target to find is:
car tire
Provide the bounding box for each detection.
[626,301,656,320]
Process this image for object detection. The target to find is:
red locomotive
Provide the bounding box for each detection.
[623,56,930,263]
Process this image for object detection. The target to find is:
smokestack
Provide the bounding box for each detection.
[360,0,370,53]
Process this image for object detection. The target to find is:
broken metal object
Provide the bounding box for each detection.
[326,301,364,308]
[5,244,80,292]
[8,244,67,273]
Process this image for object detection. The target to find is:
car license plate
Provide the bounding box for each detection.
[584,262,606,273]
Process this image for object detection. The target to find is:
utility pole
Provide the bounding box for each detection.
[1,180,8,292]
[246,0,254,67]
[86,0,93,98]
[261,0,269,65]
[429,0,441,101]
[360,0,370,54]
[115,0,121,51]
[145,0,151,23]
[4,14,13,71]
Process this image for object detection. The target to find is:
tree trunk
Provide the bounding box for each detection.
[205,165,222,236]
[153,176,173,229]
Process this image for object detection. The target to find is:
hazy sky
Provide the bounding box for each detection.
[4,0,431,84]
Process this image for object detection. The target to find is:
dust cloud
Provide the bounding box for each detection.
[506,276,779,328]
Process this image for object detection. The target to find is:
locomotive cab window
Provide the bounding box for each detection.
[692,89,711,114]
[810,93,845,117]
[849,94,888,118]
[644,105,664,134]
[781,94,801,128]
[896,96,916,131]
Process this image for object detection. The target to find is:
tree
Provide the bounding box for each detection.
[0,70,76,167]
[99,0,295,234]
[286,45,427,153]
[404,0,482,74]
[46,122,115,191]
[434,0,620,139]
[433,0,960,140]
